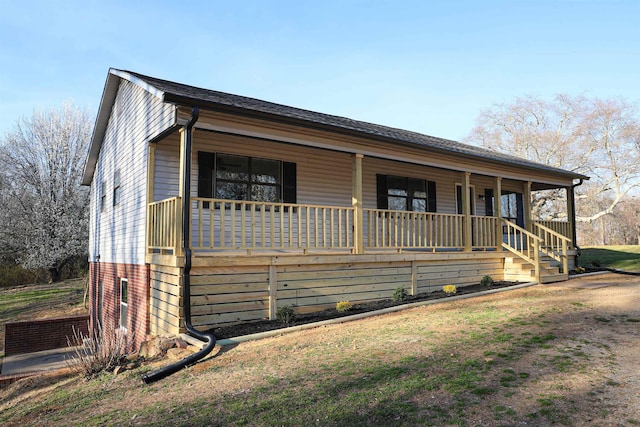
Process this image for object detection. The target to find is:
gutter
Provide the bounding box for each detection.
[570,179,584,266]
[142,107,217,384]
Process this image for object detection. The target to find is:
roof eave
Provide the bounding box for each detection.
[163,93,588,183]
[81,69,168,186]
[81,69,121,186]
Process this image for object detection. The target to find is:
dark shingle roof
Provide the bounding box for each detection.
[121,69,587,180]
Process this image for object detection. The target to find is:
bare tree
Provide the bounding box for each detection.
[0,103,92,282]
[466,94,640,224]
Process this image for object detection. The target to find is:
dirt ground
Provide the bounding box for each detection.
[1,272,639,426]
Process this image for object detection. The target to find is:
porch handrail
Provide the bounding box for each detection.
[501,219,541,282]
[147,196,182,255]
[534,220,571,242]
[534,222,570,274]
[191,198,355,252]
[363,209,465,250]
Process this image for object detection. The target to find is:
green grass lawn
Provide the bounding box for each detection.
[4,279,640,426]
[579,245,640,272]
[0,280,86,357]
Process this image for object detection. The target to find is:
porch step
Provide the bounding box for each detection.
[504,257,568,283]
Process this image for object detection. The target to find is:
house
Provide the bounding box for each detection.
[82,68,587,351]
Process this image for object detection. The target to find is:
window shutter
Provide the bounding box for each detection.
[485,189,494,216]
[427,181,437,212]
[197,152,214,198]
[282,162,297,203]
[376,174,388,209]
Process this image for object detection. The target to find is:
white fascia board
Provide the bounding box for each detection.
[81,68,167,186]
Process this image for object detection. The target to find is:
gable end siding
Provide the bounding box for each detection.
[89,79,175,265]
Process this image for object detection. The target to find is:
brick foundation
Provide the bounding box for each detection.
[88,262,150,353]
[4,315,90,356]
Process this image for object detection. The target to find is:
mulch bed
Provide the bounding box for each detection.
[210,281,521,339]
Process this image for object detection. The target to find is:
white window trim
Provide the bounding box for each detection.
[119,278,128,331]
[100,181,107,212]
[113,169,121,207]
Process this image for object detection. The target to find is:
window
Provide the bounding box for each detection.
[501,192,524,227]
[483,189,524,227]
[376,174,436,212]
[97,280,104,328]
[100,181,107,212]
[455,184,475,215]
[113,170,121,206]
[119,278,128,330]
[198,152,296,203]
[484,189,494,216]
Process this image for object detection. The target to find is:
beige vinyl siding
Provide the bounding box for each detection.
[193,131,353,207]
[153,133,181,202]
[89,79,175,264]
[364,157,460,213]
[154,130,505,215]
[154,131,353,207]
[187,110,576,190]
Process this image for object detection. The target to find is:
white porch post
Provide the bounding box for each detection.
[145,143,156,254]
[352,154,364,254]
[463,172,472,251]
[494,177,502,251]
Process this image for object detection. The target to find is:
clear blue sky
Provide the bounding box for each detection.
[1,0,639,141]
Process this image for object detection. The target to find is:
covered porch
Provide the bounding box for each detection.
[144,123,577,335]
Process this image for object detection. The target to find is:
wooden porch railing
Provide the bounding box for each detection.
[363,209,499,250]
[191,198,355,253]
[364,209,465,250]
[535,220,571,243]
[147,196,182,254]
[146,198,569,267]
[533,222,570,274]
[472,215,499,248]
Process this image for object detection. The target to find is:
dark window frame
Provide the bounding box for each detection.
[501,191,525,227]
[215,154,281,202]
[198,151,296,205]
[376,174,437,212]
[455,183,476,215]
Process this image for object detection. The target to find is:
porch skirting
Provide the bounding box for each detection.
[148,252,512,336]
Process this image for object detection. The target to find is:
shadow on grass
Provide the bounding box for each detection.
[137,300,639,427]
[579,247,640,272]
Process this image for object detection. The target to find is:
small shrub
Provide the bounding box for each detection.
[574,266,586,274]
[67,323,128,379]
[480,275,494,287]
[591,260,601,268]
[276,305,296,324]
[392,286,408,302]
[443,284,457,295]
[336,300,353,312]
